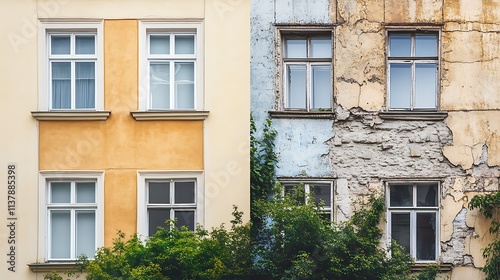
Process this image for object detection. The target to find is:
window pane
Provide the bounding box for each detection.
[311,184,331,207]
[51,35,70,55]
[51,182,71,203]
[75,35,95,55]
[174,62,195,109]
[414,64,437,109]
[52,62,71,109]
[284,184,305,204]
[51,210,71,258]
[149,182,170,204]
[285,39,307,58]
[415,35,437,57]
[175,211,195,231]
[149,208,170,236]
[391,213,410,255]
[389,63,411,109]
[76,210,95,258]
[175,35,195,54]
[287,65,306,108]
[75,62,96,109]
[389,35,411,57]
[76,182,95,203]
[417,213,436,260]
[389,184,413,207]
[175,182,195,204]
[150,35,170,54]
[150,62,170,109]
[417,183,438,207]
[311,65,331,109]
[310,38,331,58]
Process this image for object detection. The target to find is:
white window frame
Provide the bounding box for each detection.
[386,181,440,263]
[386,30,440,111]
[280,32,333,111]
[281,181,334,221]
[138,21,204,111]
[38,171,104,261]
[137,171,204,237]
[38,20,104,111]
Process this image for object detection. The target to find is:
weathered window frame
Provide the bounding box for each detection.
[386,180,440,263]
[281,180,334,221]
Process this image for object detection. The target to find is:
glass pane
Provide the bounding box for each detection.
[310,38,331,58]
[417,183,438,207]
[389,63,411,109]
[76,182,95,203]
[284,184,304,204]
[389,34,411,57]
[51,35,70,55]
[415,35,437,57]
[150,35,170,54]
[51,182,71,203]
[149,182,170,204]
[414,64,437,109]
[312,65,331,108]
[174,62,195,109]
[174,182,195,204]
[287,65,306,108]
[417,213,436,260]
[75,62,96,109]
[320,212,332,221]
[149,208,170,236]
[389,184,413,207]
[391,213,410,255]
[175,35,195,54]
[285,39,307,58]
[150,62,170,109]
[311,184,331,206]
[52,62,71,109]
[75,35,95,55]
[51,210,70,258]
[76,210,95,257]
[175,211,195,231]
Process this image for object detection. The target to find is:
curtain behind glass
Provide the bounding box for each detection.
[75,62,95,109]
[51,211,71,258]
[76,211,96,258]
[52,62,71,109]
[175,62,194,109]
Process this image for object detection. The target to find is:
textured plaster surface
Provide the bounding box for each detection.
[250,1,499,277]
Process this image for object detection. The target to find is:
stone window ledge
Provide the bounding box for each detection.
[28,262,81,273]
[379,111,448,121]
[31,111,111,121]
[268,110,335,119]
[410,263,452,272]
[130,111,209,121]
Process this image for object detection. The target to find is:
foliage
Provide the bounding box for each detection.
[469,192,500,280]
[252,185,432,280]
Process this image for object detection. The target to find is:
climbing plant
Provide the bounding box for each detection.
[469,192,500,280]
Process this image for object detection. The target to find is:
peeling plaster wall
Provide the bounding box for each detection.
[250,0,500,278]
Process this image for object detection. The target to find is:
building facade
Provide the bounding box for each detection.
[251,0,499,279]
[0,0,249,279]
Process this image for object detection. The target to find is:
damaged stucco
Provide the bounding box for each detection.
[251,0,500,279]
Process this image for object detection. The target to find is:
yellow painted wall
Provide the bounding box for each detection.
[39,20,204,244]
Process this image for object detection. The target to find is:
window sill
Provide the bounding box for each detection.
[31,111,111,121]
[268,110,334,119]
[379,111,448,121]
[130,110,209,121]
[410,263,452,272]
[28,261,81,273]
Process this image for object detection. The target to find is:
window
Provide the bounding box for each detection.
[39,171,104,261]
[283,182,333,220]
[38,21,103,111]
[282,34,332,111]
[387,31,439,110]
[137,171,204,236]
[387,182,439,261]
[138,22,204,111]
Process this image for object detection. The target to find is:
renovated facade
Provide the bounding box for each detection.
[251,0,499,279]
[0,0,249,279]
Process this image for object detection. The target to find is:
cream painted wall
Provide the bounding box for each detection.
[0,0,39,279]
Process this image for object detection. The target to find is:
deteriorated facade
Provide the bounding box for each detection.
[251,0,500,278]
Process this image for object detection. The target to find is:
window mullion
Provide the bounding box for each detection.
[410,210,416,259]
